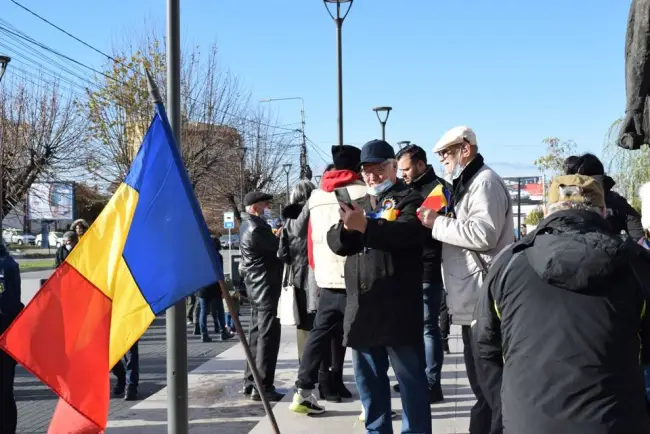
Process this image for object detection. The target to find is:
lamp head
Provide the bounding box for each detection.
[373,106,393,123]
[0,55,11,66]
[324,0,352,3]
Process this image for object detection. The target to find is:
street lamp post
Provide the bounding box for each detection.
[236,143,248,209]
[314,175,322,185]
[260,97,311,179]
[373,106,392,141]
[323,0,353,148]
[396,140,411,150]
[0,55,12,238]
[283,163,292,204]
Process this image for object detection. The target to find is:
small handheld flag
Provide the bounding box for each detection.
[421,183,453,215]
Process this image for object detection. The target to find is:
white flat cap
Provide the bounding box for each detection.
[433,126,477,153]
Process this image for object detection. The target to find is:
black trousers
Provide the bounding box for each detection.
[462,325,502,434]
[440,294,450,339]
[295,288,347,390]
[0,348,17,434]
[244,307,281,391]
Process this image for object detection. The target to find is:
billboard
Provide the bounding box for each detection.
[28,182,74,220]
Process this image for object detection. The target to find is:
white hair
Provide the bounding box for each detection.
[245,204,257,214]
[290,180,316,205]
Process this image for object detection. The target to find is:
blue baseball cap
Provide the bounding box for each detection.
[359,139,396,165]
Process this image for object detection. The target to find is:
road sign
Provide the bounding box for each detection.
[224,211,235,229]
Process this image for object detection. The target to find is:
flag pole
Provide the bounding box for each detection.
[165,0,190,432]
[219,281,282,434]
[146,71,281,434]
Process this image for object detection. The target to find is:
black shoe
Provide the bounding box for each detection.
[429,385,444,404]
[193,325,200,336]
[330,370,352,399]
[443,338,450,354]
[242,384,253,396]
[393,383,400,393]
[124,387,138,401]
[113,383,125,396]
[201,334,212,343]
[221,330,235,340]
[318,371,341,403]
[251,388,284,402]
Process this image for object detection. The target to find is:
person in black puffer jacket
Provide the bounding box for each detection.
[55,231,78,267]
[564,153,644,239]
[474,174,650,434]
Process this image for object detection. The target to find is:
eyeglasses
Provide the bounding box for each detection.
[436,139,471,159]
[361,161,391,177]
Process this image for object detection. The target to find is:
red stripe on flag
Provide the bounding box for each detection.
[0,262,112,432]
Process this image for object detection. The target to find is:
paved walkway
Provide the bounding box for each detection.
[105,325,472,433]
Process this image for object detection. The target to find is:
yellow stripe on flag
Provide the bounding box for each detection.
[65,183,155,366]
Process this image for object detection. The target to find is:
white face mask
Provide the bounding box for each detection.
[446,151,466,181]
[65,244,73,251]
[263,208,272,218]
[367,179,394,196]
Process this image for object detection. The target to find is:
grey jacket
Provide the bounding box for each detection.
[619,0,650,150]
[431,160,513,325]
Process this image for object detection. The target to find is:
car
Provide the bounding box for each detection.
[35,231,64,248]
[508,187,531,201]
[11,231,36,245]
[220,234,240,250]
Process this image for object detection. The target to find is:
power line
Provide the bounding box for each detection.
[3,7,298,133]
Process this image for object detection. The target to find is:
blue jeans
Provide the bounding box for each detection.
[112,341,139,388]
[225,312,236,329]
[353,346,432,434]
[423,282,444,388]
[199,297,227,335]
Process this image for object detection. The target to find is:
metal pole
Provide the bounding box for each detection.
[336,16,343,148]
[300,101,308,179]
[0,58,9,238]
[381,122,386,141]
[285,171,290,203]
[166,1,188,432]
[517,178,522,240]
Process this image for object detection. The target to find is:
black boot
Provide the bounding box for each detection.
[193,324,200,336]
[442,338,450,354]
[330,370,352,399]
[318,370,341,402]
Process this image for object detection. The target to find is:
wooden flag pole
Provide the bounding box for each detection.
[219,281,281,434]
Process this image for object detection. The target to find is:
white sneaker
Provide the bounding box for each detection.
[289,389,326,415]
[358,406,397,422]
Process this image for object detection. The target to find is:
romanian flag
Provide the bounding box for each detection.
[0,104,224,433]
[421,183,453,215]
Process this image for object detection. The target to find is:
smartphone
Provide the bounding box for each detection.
[334,187,354,209]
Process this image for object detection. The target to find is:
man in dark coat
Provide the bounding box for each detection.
[327,139,432,434]
[55,231,78,267]
[395,144,448,402]
[564,153,644,239]
[239,191,284,402]
[0,243,22,434]
[474,174,650,434]
[619,0,650,150]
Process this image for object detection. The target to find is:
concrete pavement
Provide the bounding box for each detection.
[104,325,471,434]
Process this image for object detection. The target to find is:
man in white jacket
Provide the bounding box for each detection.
[419,126,512,434]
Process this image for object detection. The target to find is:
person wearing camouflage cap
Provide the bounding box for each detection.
[472,173,650,434]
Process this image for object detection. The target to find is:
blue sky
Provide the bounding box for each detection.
[1,0,631,177]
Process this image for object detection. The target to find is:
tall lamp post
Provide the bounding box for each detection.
[373,106,392,141]
[314,175,322,185]
[283,163,292,204]
[323,0,354,148]
[0,55,12,238]
[396,140,411,150]
[260,97,311,179]
[236,143,248,208]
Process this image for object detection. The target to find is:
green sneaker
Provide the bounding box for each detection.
[288,390,325,415]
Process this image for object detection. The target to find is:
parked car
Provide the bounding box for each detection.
[35,231,64,248]
[2,229,17,244]
[11,231,36,245]
[220,234,240,250]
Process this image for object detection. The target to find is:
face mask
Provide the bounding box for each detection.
[447,152,466,180]
[263,208,272,218]
[367,179,394,196]
[65,244,72,251]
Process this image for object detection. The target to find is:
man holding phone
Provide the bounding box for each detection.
[326,139,432,433]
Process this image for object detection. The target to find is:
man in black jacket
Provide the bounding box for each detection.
[0,243,22,434]
[327,139,432,433]
[396,144,448,402]
[239,191,284,402]
[564,153,644,240]
[474,174,650,434]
